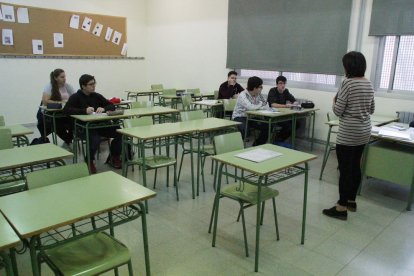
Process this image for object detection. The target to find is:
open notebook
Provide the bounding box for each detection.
[378,128,413,141]
[235,148,283,163]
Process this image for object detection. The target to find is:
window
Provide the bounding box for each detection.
[377,36,414,92]
[240,69,337,87]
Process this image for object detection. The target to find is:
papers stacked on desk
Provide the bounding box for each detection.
[378,128,414,141]
[235,148,283,162]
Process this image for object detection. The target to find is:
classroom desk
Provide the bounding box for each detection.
[361,122,414,210]
[71,106,179,169]
[201,92,215,99]
[0,143,72,171]
[211,144,316,272]
[118,118,240,199]
[0,124,33,147]
[246,107,318,149]
[192,100,224,117]
[125,89,162,102]
[0,171,156,276]
[0,213,20,276]
[319,115,399,180]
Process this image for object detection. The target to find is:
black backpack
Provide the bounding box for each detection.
[30,137,50,145]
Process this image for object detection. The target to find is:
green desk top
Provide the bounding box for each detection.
[159,95,181,99]
[0,171,156,239]
[71,106,179,122]
[327,115,399,127]
[0,125,33,137]
[0,212,20,251]
[118,118,240,139]
[0,144,73,170]
[125,89,162,94]
[212,144,317,176]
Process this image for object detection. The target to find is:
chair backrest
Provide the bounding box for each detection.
[131,101,153,109]
[151,84,163,91]
[187,88,201,96]
[223,99,237,112]
[327,111,338,121]
[123,117,153,128]
[213,132,244,155]
[26,163,89,190]
[163,89,177,96]
[180,110,204,121]
[214,90,219,100]
[0,115,5,126]
[0,128,13,150]
[181,94,193,111]
[396,111,414,124]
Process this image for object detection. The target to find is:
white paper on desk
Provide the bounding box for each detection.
[256,110,280,115]
[16,7,29,23]
[2,29,13,46]
[378,129,412,140]
[92,23,103,37]
[69,14,80,29]
[121,43,127,56]
[81,17,92,32]
[92,112,107,116]
[32,39,43,54]
[235,148,283,163]
[53,33,64,48]
[112,31,122,45]
[104,27,113,41]
[197,100,218,105]
[1,4,15,22]
[371,126,381,133]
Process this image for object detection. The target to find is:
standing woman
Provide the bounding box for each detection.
[323,51,375,220]
[36,69,75,148]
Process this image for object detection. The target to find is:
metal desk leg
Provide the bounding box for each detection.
[254,176,264,272]
[291,115,297,149]
[310,111,316,151]
[29,237,40,276]
[212,163,225,247]
[267,117,272,143]
[140,139,149,212]
[196,132,202,196]
[0,251,14,276]
[85,122,91,173]
[138,202,151,276]
[301,163,309,244]
[189,134,195,199]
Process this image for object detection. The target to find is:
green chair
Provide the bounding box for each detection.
[319,111,338,180]
[223,99,237,120]
[151,84,163,91]
[187,88,202,101]
[123,117,179,200]
[208,132,280,257]
[0,128,26,195]
[180,94,194,111]
[131,101,153,109]
[177,110,213,192]
[160,88,177,108]
[0,115,5,126]
[41,232,133,276]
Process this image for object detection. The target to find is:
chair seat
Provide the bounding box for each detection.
[221,183,279,205]
[44,232,130,276]
[134,155,176,168]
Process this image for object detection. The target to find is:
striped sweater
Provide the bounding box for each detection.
[333,78,375,146]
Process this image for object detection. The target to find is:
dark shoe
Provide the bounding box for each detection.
[89,162,97,174]
[322,206,347,221]
[347,202,357,212]
[111,155,122,169]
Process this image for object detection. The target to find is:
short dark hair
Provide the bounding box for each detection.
[79,74,95,89]
[276,75,287,84]
[247,76,263,91]
[342,51,366,78]
[228,70,238,77]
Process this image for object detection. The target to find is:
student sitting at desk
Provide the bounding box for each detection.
[63,74,122,173]
[267,75,299,142]
[232,76,269,146]
[36,69,75,148]
[218,70,244,99]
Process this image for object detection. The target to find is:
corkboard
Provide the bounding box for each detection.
[0,2,127,56]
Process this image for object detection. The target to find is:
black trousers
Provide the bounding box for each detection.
[336,144,366,206]
[80,127,122,161]
[233,117,268,146]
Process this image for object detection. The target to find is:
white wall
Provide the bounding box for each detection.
[146,0,414,142]
[0,0,147,124]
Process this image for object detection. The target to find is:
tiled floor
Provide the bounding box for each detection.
[10,132,414,276]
